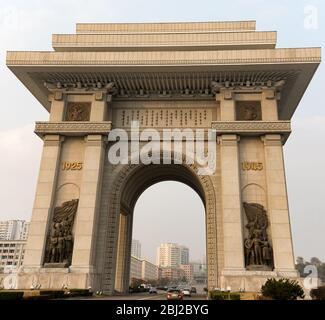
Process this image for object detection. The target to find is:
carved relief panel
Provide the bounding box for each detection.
[243,202,274,270]
[44,199,79,267]
[236,101,262,121]
[65,102,91,121]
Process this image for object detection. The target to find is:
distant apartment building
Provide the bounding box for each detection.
[131,239,142,259]
[141,259,159,281]
[180,246,189,265]
[130,255,142,282]
[156,243,189,268]
[160,267,185,281]
[0,220,30,241]
[0,240,26,272]
[129,256,159,284]
[180,264,194,282]
[191,261,207,283]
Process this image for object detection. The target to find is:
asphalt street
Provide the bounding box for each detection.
[70,291,208,300]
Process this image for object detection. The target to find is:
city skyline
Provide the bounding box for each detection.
[131,238,206,266]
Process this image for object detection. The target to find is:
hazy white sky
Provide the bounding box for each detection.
[0,0,324,262]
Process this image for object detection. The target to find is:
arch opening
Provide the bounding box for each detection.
[99,163,218,294]
[128,181,206,291]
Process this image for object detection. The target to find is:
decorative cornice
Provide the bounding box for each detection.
[33,70,298,100]
[35,121,112,137]
[44,81,117,96]
[212,121,291,143]
[212,79,286,95]
[6,48,321,66]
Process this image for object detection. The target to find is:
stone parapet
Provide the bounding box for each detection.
[52,31,276,51]
[76,21,257,34]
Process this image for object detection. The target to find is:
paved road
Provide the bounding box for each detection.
[72,291,208,300]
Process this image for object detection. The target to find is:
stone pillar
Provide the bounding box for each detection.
[23,135,63,270]
[90,92,109,121]
[217,88,245,273]
[114,212,133,293]
[49,93,66,122]
[218,89,235,121]
[219,134,245,272]
[124,213,133,291]
[261,89,278,121]
[263,134,297,275]
[70,135,106,274]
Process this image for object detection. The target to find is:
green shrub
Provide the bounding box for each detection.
[40,290,65,298]
[310,287,325,300]
[261,278,305,300]
[209,291,240,300]
[0,291,24,300]
[66,289,92,297]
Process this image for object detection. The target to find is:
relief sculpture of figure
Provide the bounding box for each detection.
[252,232,263,265]
[69,105,84,121]
[243,202,274,270]
[48,223,60,263]
[244,239,255,266]
[243,106,258,120]
[44,199,79,267]
[262,241,273,266]
[57,228,66,263]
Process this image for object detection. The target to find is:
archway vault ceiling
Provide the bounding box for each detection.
[118,164,206,214]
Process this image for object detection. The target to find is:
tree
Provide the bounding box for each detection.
[158,277,170,286]
[180,276,187,283]
[295,257,325,282]
[311,257,321,266]
[261,278,305,300]
[317,263,325,283]
[296,257,305,265]
[295,257,307,277]
[130,278,145,289]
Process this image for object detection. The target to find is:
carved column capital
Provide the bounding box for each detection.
[43,134,65,146]
[217,134,240,146]
[261,134,283,146]
[84,134,108,146]
[215,89,234,101]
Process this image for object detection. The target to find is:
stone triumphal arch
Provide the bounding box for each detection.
[6,21,320,293]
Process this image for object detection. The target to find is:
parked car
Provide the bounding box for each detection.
[149,287,158,294]
[157,286,168,291]
[190,287,197,294]
[182,288,191,297]
[166,289,183,300]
